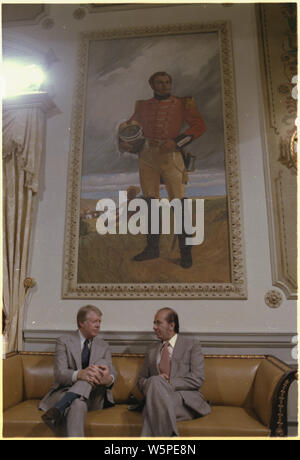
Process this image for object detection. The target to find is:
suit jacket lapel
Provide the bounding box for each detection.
[70,330,82,370]
[151,342,161,375]
[89,335,100,365]
[170,335,184,378]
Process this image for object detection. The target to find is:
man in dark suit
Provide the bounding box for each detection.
[138,307,210,437]
[39,305,117,437]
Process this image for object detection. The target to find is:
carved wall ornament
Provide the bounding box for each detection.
[264,289,284,308]
[73,8,86,20]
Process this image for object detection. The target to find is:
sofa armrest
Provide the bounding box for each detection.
[3,353,24,411]
[252,356,297,436]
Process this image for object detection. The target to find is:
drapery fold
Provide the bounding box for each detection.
[2,95,51,352]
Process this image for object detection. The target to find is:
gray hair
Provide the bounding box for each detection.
[77,305,102,328]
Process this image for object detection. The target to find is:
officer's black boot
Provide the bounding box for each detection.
[178,198,193,269]
[132,197,160,262]
[178,235,192,268]
[133,234,160,261]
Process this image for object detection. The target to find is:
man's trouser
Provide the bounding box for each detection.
[138,144,186,200]
[141,375,194,437]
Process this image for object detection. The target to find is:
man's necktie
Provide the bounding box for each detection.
[81,339,90,369]
[159,342,171,377]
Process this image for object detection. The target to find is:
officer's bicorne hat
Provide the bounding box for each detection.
[118,121,145,154]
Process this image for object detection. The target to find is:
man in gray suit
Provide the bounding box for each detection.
[39,305,117,437]
[138,307,210,437]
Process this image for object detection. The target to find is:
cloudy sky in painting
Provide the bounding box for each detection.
[81,32,226,197]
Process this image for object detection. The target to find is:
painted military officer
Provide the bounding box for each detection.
[119,71,206,268]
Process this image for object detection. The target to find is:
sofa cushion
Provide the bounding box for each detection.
[3,400,55,438]
[18,354,264,408]
[22,355,55,400]
[85,405,142,437]
[3,401,270,438]
[202,358,261,407]
[3,354,23,411]
[177,406,270,437]
[20,354,145,404]
[111,355,144,403]
[3,400,142,438]
[86,405,270,438]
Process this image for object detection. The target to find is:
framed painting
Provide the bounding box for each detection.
[62,21,247,299]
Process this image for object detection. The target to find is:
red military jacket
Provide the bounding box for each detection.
[129,95,206,141]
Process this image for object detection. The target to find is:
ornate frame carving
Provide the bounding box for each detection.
[62,21,247,299]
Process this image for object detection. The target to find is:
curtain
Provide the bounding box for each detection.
[2,97,48,352]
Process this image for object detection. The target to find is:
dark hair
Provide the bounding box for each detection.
[77,305,102,328]
[157,307,179,333]
[148,71,172,88]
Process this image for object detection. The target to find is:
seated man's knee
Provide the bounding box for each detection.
[144,375,168,393]
[68,397,88,414]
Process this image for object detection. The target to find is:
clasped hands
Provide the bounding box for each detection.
[160,373,170,383]
[78,364,113,387]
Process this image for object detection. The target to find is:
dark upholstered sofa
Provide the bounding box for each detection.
[2,352,296,438]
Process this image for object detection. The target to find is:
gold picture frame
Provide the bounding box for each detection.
[62,21,247,299]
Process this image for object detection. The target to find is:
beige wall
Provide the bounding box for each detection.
[3,3,297,339]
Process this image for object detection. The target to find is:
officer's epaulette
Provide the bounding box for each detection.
[179,96,196,109]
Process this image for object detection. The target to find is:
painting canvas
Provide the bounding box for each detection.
[63,22,247,299]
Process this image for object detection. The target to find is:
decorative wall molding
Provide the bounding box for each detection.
[2,4,50,28]
[83,4,236,15]
[3,92,56,114]
[256,4,297,299]
[84,4,177,14]
[23,330,297,365]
